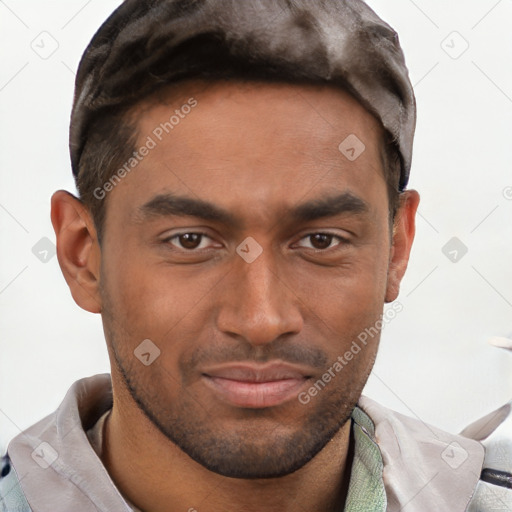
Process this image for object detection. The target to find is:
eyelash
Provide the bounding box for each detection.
[162,232,348,252]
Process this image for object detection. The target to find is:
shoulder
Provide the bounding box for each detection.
[357,396,512,511]
[356,395,485,511]
[462,401,512,511]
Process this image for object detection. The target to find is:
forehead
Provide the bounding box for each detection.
[107,80,388,227]
[136,79,385,152]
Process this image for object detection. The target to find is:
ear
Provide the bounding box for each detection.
[385,189,420,303]
[50,190,102,313]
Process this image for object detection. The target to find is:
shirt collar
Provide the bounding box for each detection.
[355,395,484,511]
[344,405,387,511]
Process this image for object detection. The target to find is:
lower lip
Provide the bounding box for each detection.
[202,375,308,408]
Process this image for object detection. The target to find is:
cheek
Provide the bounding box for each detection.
[288,244,390,355]
[101,248,223,345]
[294,248,389,312]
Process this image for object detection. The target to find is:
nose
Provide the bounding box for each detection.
[216,247,303,347]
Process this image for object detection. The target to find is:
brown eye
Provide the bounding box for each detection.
[295,233,345,251]
[166,233,211,250]
[178,233,203,249]
[309,234,334,250]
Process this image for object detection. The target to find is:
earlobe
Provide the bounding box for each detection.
[384,190,420,303]
[51,190,102,313]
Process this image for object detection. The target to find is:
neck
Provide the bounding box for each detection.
[102,385,354,512]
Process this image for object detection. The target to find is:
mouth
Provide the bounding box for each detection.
[201,362,312,409]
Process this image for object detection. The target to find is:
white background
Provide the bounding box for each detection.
[1,0,511,453]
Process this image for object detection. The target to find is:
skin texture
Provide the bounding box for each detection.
[51,80,420,512]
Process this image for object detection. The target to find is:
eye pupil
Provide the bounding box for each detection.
[310,234,333,249]
[179,233,202,249]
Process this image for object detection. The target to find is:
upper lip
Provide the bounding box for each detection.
[202,362,313,382]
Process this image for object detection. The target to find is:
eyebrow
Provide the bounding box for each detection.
[134,191,370,228]
[291,192,369,223]
[135,193,240,227]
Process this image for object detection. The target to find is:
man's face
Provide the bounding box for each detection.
[99,81,401,478]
